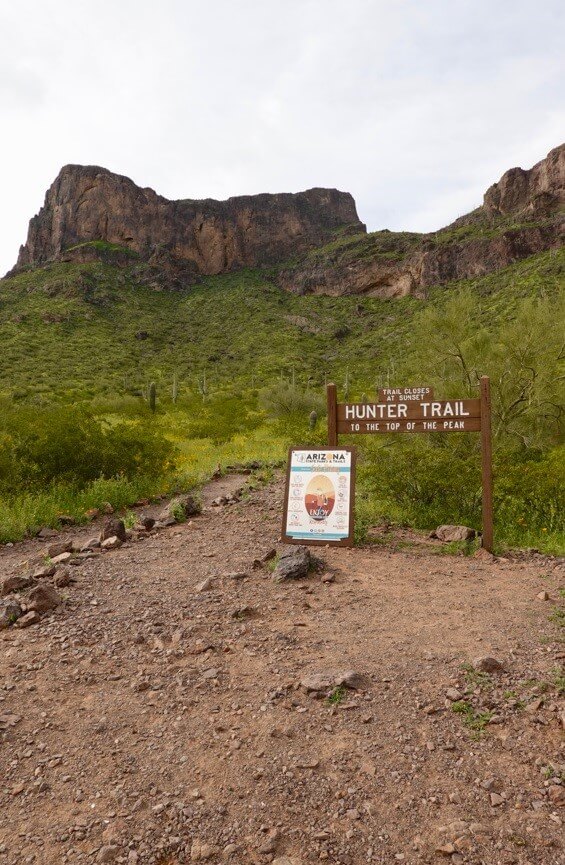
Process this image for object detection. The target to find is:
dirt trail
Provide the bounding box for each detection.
[0,476,563,865]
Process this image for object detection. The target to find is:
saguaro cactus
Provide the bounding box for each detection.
[149,381,156,413]
[172,373,178,404]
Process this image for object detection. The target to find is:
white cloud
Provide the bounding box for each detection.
[0,0,563,273]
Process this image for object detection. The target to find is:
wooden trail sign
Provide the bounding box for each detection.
[326,378,494,551]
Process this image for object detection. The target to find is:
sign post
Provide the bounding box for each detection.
[326,379,494,551]
[480,376,493,552]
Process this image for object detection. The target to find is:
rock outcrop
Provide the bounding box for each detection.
[483,144,565,218]
[13,165,364,278]
[278,145,564,297]
[9,144,564,298]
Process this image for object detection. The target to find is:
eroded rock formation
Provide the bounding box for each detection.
[278,145,564,297]
[14,165,364,277]
[10,144,564,297]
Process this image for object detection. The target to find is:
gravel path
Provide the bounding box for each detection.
[1,476,563,865]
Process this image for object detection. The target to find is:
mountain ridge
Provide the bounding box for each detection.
[8,144,565,298]
[12,165,363,281]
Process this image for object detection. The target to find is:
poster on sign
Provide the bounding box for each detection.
[281,447,356,546]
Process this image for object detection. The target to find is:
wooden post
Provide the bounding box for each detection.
[480,375,494,552]
[326,383,338,446]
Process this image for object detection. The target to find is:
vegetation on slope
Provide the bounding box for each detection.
[0,249,563,552]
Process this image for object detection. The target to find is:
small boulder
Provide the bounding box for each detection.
[82,538,101,551]
[190,840,216,861]
[473,656,505,674]
[100,518,126,542]
[1,575,34,596]
[273,858,302,865]
[47,541,73,559]
[16,611,41,629]
[432,525,476,542]
[0,598,22,629]
[536,590,550,601]
[54,569,72,588]
[28,584,61,614]
[97,846,119,863]
[101,535,122,550]
[160,494,201,523]
[301,669,370,692]
[335,670,371,690]
[273,546,311,582]
[32,563,56,579]
[196,578,214,593]
[37,526,57,539]
[57,514,76,526]
[51,551,72,565]
[446,687,464,702]
[474,547,496,562]
[301,673,335,693]
[139,516,155,531]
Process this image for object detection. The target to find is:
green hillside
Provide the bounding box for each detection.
[1,247,563,402]
[0,247,563,552]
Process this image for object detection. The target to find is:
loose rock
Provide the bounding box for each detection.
[160,494,201,523]
[1,575,34,596]
[0,598,22,628]
[432,525,475,542]
[47,540,73,558]
[101,536,122,550]
[32,563,56,579]
[273,546,311,582]
[100,518,127,542]
[16,610,41,628]
[28,584,61,613]
[473,656,504,673]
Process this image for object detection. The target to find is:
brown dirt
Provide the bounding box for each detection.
[0,475,563,865]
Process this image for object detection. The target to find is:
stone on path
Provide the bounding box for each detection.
[1,575,34,596]
[473,656,504,673]
[51,551,72,565]
[28,584,61,613]
[47,540,73,558]
[160,494,201,523]
[0,598,22,629]
[32,563,56,579]
[16,611,41,628]
[302,669,370,692]
[100,518,127,542]
[101,536,122,550]
[273,546,311,582]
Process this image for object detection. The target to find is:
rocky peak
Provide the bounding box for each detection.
[483,143,564,218]
[14,165,364,277]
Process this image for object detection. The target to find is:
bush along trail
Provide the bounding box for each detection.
[0,472,564,865]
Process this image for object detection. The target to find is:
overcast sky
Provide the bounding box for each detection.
[1,0,564,274]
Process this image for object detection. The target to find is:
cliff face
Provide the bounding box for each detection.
[278,144,565,297]
[11,144,564,296]
[483,144,565,218]
[15,165,364,276]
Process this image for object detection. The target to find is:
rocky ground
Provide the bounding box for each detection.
[0,474,564,865]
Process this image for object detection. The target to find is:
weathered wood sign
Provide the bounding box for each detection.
[326,378,493,551]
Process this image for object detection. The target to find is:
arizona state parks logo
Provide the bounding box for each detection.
[305,452,346,462]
